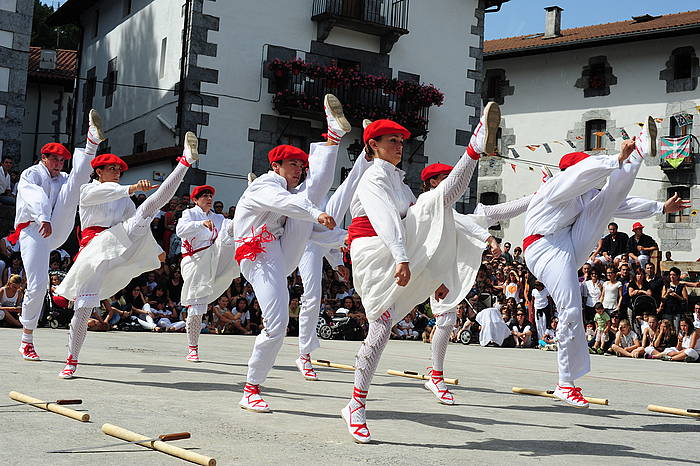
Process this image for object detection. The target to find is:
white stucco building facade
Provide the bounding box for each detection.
[482,8,700,260]
[50,0,510,221]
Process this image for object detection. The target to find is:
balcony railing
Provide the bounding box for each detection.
[268,58,443,136]
[659,135,697,171]
[311,0,410,53]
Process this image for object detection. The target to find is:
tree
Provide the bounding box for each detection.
[31,0,80,50]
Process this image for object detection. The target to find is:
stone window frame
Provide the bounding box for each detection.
[659,46,700,93]
[567,110,617,156]
[482,68,514,106]
[666,186,691,224]
[574,55,617,98]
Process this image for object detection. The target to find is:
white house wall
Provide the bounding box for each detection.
[484,34,700,260]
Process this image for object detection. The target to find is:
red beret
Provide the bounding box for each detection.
[41,142,71,160]
[559,152,589,171]
[192,185,215,198]
[632,222,645,230]
[268,145,309,167]
[421,163,454,182]
[91,154,128,172]
[363,119,411,144]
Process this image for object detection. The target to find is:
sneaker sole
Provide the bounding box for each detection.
[184,131,199,161]
[554,393,589,409]
[646,116,657,157]
[58,373,74,379]
[482,102,501,156]
[239,404,271,414]
[89,109,106,141]
[340,406,371,444]
[186,358,201,363]
[324,94,351,133]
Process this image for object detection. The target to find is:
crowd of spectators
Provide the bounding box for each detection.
[0,189,698,363]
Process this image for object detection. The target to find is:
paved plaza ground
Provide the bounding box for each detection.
[0,327,698,465]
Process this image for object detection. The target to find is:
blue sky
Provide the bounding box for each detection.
[485,0,700,40]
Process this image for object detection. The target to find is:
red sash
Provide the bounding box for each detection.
[347,216,377,249]
[522,234,544,253]
[7,222,30,245]
[234,225,276,264]
[181,226,218,258]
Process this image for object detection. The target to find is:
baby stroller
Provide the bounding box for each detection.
[631,294,657,335]
[42,291,73,329]
[317,308,357,340]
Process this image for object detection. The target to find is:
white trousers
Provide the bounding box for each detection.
[19,149,93,330]
[525,157,642,382]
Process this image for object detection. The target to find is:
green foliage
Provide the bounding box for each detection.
[31,0,80,50]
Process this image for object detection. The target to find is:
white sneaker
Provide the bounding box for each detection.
[19,343,40,361]
[186,346,200,362]
[58,355,78,379]
[239,383,271,413]
[362,119,373,129]
[295,354,318,381]
[424,370,455,405]
[341,395,371,444]
[88,109,105,142]
[183,131,199,164]
[553,384,589,408]
[469,102,501,156]
[324,94,351,143]
[635,116,657,158]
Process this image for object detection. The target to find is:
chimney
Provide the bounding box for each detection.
[544,6,563,39]
[39,49,57,70]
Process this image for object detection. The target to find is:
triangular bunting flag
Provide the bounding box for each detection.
[542,143,552,153]
[510,163,517,173]
[509,147,520,158]
[565,139,576,148]
[620,129,630,140]
[526,145,540,151]
[528,166,534,171]
[604,131,615,142]
[575,136,583,140]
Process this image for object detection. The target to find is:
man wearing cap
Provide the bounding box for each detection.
[234,94,346,412]
[627,222,658,270]
[589,222,629,268]
[177,184,238,362]
[522,117,691,408]
[55,132,200,377]
[12,110,105,361]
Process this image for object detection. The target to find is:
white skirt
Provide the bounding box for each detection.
[351,186,459,323]
[56,222,163,308]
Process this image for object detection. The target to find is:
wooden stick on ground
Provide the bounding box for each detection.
[647,404,700,418]
[311,359,356,371]
[386,369,459,385]
[8,391,89,422]
[101,423,216,466]
[511,387,609,406]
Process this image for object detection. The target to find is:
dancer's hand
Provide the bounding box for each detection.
[435,284,449,301]
[663,192,691,213]
[39,221,52,238]
[129,179,159,194]
[394,262,411,287]
[487,236,501,258]
[202,220,214,231]
[337,265,350,282]
[317,213,336,230]
[618,138,636,165]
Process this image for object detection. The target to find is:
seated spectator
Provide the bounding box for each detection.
[288,297,300,336]
[2,252,25,287]
[227,205,236,219]
[590,222,629,268]
[144,272,159,296]
[167,268,184,304]
[609,319,640,357]
[249,298,263,334]
[585,321,596,348]
[659,267,688,331]
[601,266,622,316]
[125,286,162,332]
[342,296,367,339]
[212,295,236,334]
[231,297,255,335]
[631,314,658,358]
[693,302,700,329]
[590,303,611,355]
[503,271,521,302]
[627,222,658,270]
[511,307,533,348]
[512,246,524,265]
[49,271,71,309]
[582,269,603,321]
[645,319,676,359]
[651,317,699,362]
[538,317,558,351]
[628,267,652,333]
[396,314,419,340]
[0,156,16,205]
[0,274,23,327]
[644,262,663,310]
[422,316,436,344]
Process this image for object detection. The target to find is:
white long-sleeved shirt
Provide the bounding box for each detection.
[176,205,224,254]
[0,166,11,194]
[79,181,135,228]
[350,158,416,264]
[15,162,68,226]
[233,171,324,244]
[525,156,663,236]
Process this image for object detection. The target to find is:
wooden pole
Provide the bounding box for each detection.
[647,404,700,418]
[511,387,609,406]
[101,423,216,466]
[8,391,89,422]
[386,369,459,385]
[311,359,355,371]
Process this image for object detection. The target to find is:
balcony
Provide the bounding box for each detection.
[268,58,444,136]
[311,0,410,53]
[659,135,697,171]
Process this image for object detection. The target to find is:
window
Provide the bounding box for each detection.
[666,186,691,223]
[122,0,132,17]
[485,75,500,101]
[661,46,698,93]
[585,119,606,151]
[480,191,501,230]
[81,67,96,134]
[159,38,167,78]
[132,130,147,154]
[103,57,118,108]
[92,10,99,38]
[588,63,606,90]
[670,114,693,137]
[674,51,692,80]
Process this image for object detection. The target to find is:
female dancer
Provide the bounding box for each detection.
[177,184,238,361]
[55,132,200,378]
[341,102,501,443]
